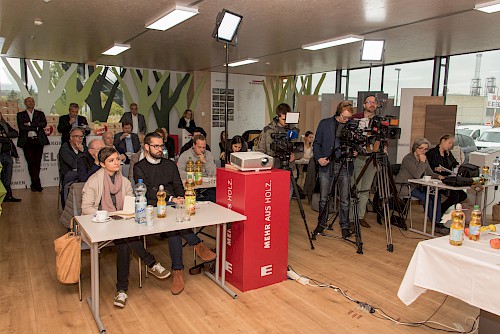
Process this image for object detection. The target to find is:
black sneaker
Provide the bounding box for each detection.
[342,228,352,239]
[3,197,21,202]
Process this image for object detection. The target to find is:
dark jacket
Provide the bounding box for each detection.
[57,114,90,144]
[164,136,175,159]
[113,132,141,154]
[178,117,196,134]
[426,145,459,176]
[76,151,100,182]
[59,142,87,179]
[313,116,341,172]
[16,109,49,148]
[119,112,147,134]
[0,118,19,158]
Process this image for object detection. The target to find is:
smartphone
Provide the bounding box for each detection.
[110,215,124,220]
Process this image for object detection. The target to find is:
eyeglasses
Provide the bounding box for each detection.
[417,146,428,151]
[339,114,352,120]
[71,135,84,138]
[148,144,165,149]
[365,101,377,105]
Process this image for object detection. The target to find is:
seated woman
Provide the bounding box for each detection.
[219,130,227,166]
[224,135,247,165]
[426,134,467,213]
[81,147,169,308]
[177,109,196,134]
[395,138,445,222]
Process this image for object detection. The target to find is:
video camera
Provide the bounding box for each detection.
[339,119,367,156]
[369,115,401,141]
[270,130,304,165]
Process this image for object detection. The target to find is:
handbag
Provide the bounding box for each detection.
[442,175,473,187]
[54,218,81,284]
[458,163,479,178]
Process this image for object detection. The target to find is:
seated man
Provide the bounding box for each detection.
[134,132,216,295]
[113,121,140,161]
[59,127,87,207]
[77,139,106,182]
[179,127,211,155]
[177,134,217,202]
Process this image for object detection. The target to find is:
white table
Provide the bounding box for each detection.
[408,179,498,237]
[398,228,500,333]
[182,178,216,189]
[76,202,246,334]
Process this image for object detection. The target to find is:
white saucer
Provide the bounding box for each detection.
[92,217,112,223]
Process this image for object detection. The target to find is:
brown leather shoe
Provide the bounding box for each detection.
[359,219,371,228]
[194,242,216,262]
[171,270,184,295]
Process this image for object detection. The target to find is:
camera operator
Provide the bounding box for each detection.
[312,101,356,239]
[350,95,378,228]
[256,103,302,198]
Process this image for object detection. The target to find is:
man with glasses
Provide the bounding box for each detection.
[312,101,355,239]
[59,127,87,206]
[57,103,90,145]
[350,95,379,228]
[134,132,216,295]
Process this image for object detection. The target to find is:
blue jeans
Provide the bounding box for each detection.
[166,229,201,270]
[318,162,351,230]
[0,154,13,198]
[411,187,442,221]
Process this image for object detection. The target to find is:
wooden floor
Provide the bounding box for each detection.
[0,187,479,333]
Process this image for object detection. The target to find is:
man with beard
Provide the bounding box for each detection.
[133,132,215,295]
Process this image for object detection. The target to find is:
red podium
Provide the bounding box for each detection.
[216,168,289,292]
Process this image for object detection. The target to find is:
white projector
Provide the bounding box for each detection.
[229,152,274,171]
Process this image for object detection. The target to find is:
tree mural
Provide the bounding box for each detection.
[88,67,127,122]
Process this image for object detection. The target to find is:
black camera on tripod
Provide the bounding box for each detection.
[339,119,367,156]
[369,115,401,141]
[270,131,304,166]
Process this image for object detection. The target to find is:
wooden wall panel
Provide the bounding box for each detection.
[304,101,321,135]
[297,95,319,134]
[424,105,457,146]
[410,96,444,147]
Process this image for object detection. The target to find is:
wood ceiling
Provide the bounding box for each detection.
[1,0,499,76]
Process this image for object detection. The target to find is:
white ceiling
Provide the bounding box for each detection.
[1,0,499,76]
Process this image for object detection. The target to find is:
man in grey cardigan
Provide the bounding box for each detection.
[177,134,216,202]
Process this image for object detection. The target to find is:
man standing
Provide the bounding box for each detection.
[0,111,20,202]
[351,95,378,228]
[312,101,355,239]
[119,103,146,135]
[134,132,215,295]
[57,102,90,144]
[16,97,49,192]
[114,121,140,157]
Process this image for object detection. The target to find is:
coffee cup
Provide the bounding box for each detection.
[95,210,109,222]
[423,175,432,182]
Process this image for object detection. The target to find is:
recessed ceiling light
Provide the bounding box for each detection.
[43,0,52,3]
[146,5,198,31]
[302,35,363,51]
[360,40,385,62]
[227,58,259,67]
[34,18,43,26]
[475,1,500,13]
[102,43,131,56]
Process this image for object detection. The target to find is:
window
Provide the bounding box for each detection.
[383,61,433,106]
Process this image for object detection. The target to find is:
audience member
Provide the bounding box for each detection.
[0,111,20,202]
[160,127,175,159]
[81,147,169,308]
[102,131,126,162]
[219,130,227,166]
[177,109,196,134]
[179,127,211,155]
[16,97,49,192]
[77,139,105,182]
[225,135,246,161]
[133,132,216,295]
[59,127,86,206]
[395,138,445,223]
[426,134,467,213]
[119,103,146,135]
[57,103,90,144]
[113,121,140,159]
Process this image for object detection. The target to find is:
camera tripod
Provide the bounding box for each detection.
[311,153,363,254]
[278,157,315,250]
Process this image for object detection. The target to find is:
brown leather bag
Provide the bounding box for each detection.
[54,219,81,284]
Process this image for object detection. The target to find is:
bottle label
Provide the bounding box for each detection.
[195,171,203,182]
[469,225,480,236]
[135,201,147,224]
[157,204,167,217]
[185,195,196,215]
[449,228,463,242]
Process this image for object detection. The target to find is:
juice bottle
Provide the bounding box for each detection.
[186,157,195,186]
[195,158,203,185]
[449,203,465,246]
[156,185,167,218]
[469,205,482,241]
[184,178,196,216]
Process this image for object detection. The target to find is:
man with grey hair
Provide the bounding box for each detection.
[57,102,90,144]
[77,139,105,182]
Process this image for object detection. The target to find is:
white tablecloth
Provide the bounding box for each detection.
[398,225,500,316]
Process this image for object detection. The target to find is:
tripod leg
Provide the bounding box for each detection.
[376,156,393,252]
[290,172,315,250]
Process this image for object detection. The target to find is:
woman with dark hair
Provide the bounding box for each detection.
[81,147,169,308]
[226,135,246,161]
[426,134,467,213]
[395,138,445,222]
[177,109,196,134]
[219,130,227,166]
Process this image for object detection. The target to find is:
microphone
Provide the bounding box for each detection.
[287,129,299,140]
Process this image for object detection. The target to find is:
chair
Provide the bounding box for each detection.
[61,183,147,300]
[390,164,413,229]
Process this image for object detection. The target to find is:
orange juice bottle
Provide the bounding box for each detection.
[195,158,203,185]
[184,178,196,216]
[449,204,465,246]
[156,185,167,218]
[469,205,482,241]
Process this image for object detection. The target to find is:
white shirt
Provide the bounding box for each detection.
[131,114,139,134]
[27,110,37,138]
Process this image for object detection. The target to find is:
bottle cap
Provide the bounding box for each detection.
[474,205,480,210]
[159,185,164,191]
[138,179,143,183]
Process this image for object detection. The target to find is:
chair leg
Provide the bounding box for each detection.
[143,236,148,279]
[138,257,142,288]
[78,274,82,301]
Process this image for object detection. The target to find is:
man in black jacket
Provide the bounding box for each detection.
[59,127,86,207]
[0,112,20,202]
[57,102,90,144]
[113,121,141,158]
[16,97,49,192]
[119,103,146,135]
